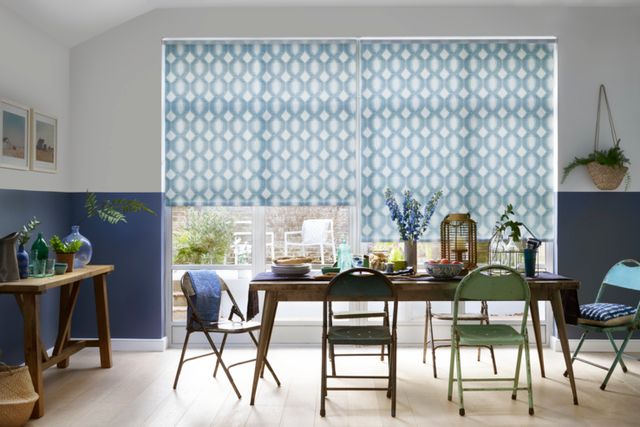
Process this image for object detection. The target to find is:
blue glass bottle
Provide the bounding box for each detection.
[63,226,92,268]
[16,244,29,279]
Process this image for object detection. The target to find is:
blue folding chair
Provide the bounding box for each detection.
[564,259,640,390]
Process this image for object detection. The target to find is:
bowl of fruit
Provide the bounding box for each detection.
[424,259,464,279]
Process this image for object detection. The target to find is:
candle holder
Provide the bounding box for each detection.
[440,213,477,274]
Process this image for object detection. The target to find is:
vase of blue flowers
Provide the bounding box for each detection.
[384,188,443,273]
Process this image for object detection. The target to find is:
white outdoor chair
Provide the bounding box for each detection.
[284,219,336,265]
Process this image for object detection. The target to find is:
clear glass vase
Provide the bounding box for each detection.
[63,225,92,268]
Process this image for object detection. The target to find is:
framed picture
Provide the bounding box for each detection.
[0,100,30,170]
[30,111,57,173]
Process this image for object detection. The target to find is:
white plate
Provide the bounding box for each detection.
[271,263,311,276]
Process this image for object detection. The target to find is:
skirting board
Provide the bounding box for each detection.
[550,336,640,353]
[71,337,168,352]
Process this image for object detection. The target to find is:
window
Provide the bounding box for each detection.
[164,38,556,344]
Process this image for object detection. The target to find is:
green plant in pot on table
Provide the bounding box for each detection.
[50,236,82,273]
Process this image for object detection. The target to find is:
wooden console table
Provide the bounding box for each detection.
[0,265,114,418]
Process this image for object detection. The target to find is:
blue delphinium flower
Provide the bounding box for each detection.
[384,187,443,242]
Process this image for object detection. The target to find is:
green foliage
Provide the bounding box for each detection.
[173,209,234,265]
[494,204,524,242]
[50,235,82,254]
[562,146,631,189]
[17,216,41,246]
[84,191,155,225]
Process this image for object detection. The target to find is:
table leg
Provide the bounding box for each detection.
[529,297,546,378]
[550,289,578,405]
[55,282,80,368]
[94,274,112,368]
[22,293,45,418]
[250,291,278,405]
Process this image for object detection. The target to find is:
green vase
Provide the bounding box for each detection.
[30,232,49,261]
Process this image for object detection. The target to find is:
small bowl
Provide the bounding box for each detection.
[425,262,463,279]
[54,262,68,275]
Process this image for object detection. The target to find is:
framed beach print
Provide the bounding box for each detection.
[0,100,30,170]
[30,111,57,173]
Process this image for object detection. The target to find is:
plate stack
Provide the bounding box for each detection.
[272,257,312,276]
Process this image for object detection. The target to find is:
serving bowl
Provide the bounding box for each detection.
[424,261,463,279]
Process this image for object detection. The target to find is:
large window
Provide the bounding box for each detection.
[164,38,556,344]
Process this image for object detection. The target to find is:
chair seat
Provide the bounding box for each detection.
[192,320,261,334]
[328,325,391,345]
[433,312,488,321]
[456,324,525,346]
[333,310,387,319]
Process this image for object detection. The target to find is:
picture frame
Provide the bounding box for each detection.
[30,110,57,173]
[0,99,30,170]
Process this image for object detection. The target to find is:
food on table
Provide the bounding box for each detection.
[274,256,313,265]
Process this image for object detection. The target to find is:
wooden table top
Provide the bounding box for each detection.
[0,265,114,294]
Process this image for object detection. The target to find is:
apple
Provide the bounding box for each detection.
[452,261,463,265]
[440,259,450,264]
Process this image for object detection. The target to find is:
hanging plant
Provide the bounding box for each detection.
[562,84,631,190]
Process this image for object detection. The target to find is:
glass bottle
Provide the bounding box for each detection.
[30,232,49,261]
[337,239,352,272]
[63,225,92,268]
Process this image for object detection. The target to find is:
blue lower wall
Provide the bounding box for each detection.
[0,190,70,363]
[557,191,640,339]
[0,190,164,364]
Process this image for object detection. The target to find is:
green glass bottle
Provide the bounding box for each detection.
[30,232,49,261]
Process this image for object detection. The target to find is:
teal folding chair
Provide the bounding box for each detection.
[447,265,533,416]
[320,268,398,417]
[564,259,640,390]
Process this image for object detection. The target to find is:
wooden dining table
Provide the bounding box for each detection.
[0,265,114,418]
[247,272,580,406]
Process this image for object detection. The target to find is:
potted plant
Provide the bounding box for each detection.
[383,187,443,273]
[16,217,40,279]
[562,84,631,190]
[50,235,82,272]
[490,204,538,270]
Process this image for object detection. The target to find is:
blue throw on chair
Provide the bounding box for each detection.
[185,270,221,325]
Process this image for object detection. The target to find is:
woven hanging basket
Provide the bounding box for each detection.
[586,162,628,190]
[0,365,39,427]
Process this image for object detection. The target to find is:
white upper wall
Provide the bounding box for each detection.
[69,6,640,192]
[0,4,70,192]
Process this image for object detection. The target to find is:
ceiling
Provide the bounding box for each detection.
[2,0,639,47]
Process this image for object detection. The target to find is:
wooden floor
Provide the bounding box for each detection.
[27,346,640,427]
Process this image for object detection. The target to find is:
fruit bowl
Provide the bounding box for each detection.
[424,260,464,279]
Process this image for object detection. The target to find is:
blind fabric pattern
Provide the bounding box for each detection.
[165,41,357,206]
[360,41,555,241]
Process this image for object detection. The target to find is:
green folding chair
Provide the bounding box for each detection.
[447,265,533,416]
[320,268,398,417]
[564,259,640,390]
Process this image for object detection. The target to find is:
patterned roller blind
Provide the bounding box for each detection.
[360,41,555,241]
[164,40,357,206]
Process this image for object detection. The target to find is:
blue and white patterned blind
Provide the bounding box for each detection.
[165,41,357,206]
[360,41,555,241]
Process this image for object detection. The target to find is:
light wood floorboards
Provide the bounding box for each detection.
[27,346,640,426]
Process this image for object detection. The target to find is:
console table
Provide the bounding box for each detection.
[0,265,114,418]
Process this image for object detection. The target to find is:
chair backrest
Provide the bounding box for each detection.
[600,259,640,292]
[453,265,530,333]
[324,268,397,332]
[180,271,246,329]
[596,260,640,318]
[301,219,333,245]
[326,268,395,300]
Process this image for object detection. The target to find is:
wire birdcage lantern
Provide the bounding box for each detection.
[440,213,477,273]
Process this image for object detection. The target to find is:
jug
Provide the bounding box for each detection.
[0,232,20,282]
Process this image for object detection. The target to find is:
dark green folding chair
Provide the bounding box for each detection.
[447,265,533,416]
[564,259,640,390]
[320,268,398,417]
